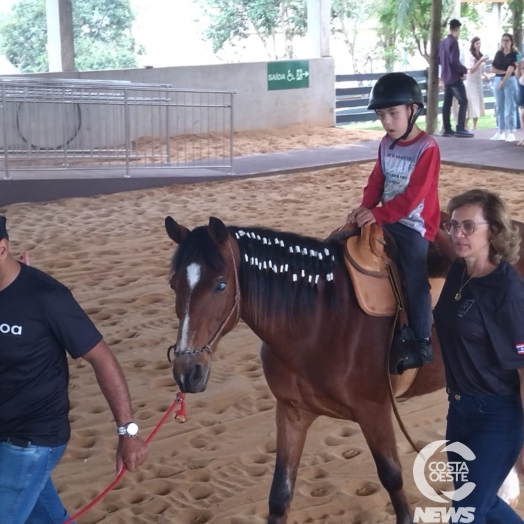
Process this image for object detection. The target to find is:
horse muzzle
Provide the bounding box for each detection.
[173,361,210,393]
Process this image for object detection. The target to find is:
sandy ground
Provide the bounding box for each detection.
[8,125,384,169]
[130,125,385,165]
[3,162,524,524]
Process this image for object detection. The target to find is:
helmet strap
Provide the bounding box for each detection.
[389,105,423,150]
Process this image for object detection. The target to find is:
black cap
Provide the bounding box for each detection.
[0,215,8,241]
[368,72,424,111]
[449,19,461,30]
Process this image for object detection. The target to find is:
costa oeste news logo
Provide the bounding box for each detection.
[413,440,476,523]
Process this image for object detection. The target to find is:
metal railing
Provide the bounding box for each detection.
[0,77,235,179]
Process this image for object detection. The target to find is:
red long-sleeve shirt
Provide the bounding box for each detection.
[361,131,441,241]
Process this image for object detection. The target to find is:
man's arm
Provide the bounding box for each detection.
[82,340,148,472]
[450,39,467,76]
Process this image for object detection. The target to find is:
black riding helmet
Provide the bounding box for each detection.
[368,72,424,149]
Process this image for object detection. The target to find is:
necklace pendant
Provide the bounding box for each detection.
[455,292,461,301]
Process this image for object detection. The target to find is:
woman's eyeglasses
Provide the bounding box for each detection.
[443,220,489,236]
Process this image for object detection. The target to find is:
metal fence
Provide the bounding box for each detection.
[0,77,235,179]
[335,65,496,125]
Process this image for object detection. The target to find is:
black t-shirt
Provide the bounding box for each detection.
[0,264,103,446]
[492,50,518,76]
[434,259,524,396]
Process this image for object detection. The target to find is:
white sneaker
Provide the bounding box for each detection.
[490,132,506,141]
[506,133,516,143]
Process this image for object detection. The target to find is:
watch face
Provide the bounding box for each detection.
[127,422,139,436]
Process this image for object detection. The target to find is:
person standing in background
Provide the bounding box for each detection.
[490,33,519,143]
[438,19,474,138]
[464,37,489,131]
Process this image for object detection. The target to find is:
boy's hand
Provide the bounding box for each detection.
[355,208,376,227]
[346,207,363,224]
[346,207,376,227]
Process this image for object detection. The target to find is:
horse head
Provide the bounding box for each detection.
[165,216,241,393]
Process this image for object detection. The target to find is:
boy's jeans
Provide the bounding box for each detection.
[446,390,524,524]
[383,222,431,340]
[493,76,519,133]
[0,440,73,524]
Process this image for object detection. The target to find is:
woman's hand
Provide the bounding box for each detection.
[499,82,506,90]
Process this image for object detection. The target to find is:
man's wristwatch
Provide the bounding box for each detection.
[117,422,139,438]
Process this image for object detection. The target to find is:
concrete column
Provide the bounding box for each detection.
[46,0,75,72]
[489,2,502,57]
[307,0,331,58]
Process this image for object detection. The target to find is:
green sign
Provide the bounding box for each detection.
[267,60,309,91]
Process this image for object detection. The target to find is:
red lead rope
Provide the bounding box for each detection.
[62,392,186,524]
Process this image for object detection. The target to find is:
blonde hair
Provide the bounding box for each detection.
[447,189,521,264]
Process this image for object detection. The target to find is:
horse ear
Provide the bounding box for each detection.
[207,217,229,245]
[165,216,190,245]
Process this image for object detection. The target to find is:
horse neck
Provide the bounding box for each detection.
[234,241,347,345]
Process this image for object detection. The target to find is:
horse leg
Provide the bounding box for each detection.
[356,406,413,524]
[268,400,316,524]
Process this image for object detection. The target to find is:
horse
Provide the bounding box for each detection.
[164,215,524,524]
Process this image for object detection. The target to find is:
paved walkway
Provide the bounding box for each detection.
[1,128,522,207]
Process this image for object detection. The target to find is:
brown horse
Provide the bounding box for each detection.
[164,216,524,524]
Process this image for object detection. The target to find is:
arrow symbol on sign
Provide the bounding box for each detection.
[303,71,309,77]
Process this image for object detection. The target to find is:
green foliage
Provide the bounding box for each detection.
[378,0,455,66]
[508,0,523,51]
[0,0,142,73]
[198,0,306,59]
[331,0,375,73]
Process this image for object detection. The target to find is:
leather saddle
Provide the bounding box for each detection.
[329,222,449,397]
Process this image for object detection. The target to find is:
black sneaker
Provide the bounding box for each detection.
[455,128,474,138]
[442,129,455,137]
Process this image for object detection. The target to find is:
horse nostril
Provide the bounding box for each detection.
[190,363,203,384]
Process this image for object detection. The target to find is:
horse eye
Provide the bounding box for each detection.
[216,282,227,292]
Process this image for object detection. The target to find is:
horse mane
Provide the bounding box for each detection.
[171,225,346,328]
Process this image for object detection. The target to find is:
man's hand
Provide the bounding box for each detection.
[116,436,148,473]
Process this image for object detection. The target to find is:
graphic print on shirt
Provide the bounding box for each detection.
[0,322,22,336]
[516,342,524,355]
[458,299,475,318]
[380,135,433,237]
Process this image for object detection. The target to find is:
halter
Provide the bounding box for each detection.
[167,239,241,362]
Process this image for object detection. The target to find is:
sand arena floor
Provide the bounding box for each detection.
[3,158,524,523]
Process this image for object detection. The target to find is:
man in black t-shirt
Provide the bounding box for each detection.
[0,216,148,523]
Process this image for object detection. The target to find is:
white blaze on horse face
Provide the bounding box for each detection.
[187,263,201,292]
[179,263,202,352]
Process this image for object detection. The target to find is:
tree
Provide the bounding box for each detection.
[377,0,455,66]
[508,0,523,52]
[0,0,142,73]
[197,0,306,60]
[331,0,377,74]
